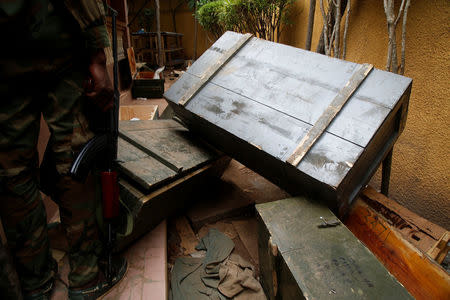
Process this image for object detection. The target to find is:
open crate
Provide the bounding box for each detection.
[128,48,165,99]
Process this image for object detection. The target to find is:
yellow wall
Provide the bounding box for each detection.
[128,1,214,59]
[298,0,450,230]
[153,0,449,229]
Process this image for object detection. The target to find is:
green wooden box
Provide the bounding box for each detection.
[256,197,413,300]
[116,120,229,250]
[131,71,164,98]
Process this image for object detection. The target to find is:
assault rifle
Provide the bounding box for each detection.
[69,5,120,283]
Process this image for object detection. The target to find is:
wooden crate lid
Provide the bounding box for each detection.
[256,197,413,299]
[117,120,218,191]
[164,31,412,189]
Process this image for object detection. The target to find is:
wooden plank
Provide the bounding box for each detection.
[232,219,259,265]
[119,130,181,172]
[119,105,159,121]
[427,232,450,264]
[117,120,218,190]
[117,138,177,190]
[120,119,182,131]
[120,126,217,173]
[127,47,137,78]
[287,63,373,166]
[345,197,450,300]
[175,217,198,255]
[257,197,413,299]
[178,33,253,106]
[360,186,447,253]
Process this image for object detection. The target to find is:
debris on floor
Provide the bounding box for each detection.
[169,228,265,300]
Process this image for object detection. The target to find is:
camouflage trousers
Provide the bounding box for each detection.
[0,60,102,292]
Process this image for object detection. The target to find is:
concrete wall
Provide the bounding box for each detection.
[147,0,449,229]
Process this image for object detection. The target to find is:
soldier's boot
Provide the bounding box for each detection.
[23,279,54,300]
[68,256,127,300]
[23,257,57,300]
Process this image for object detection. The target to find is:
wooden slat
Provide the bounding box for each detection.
[119,130,181,172]
[119,105,158,121]
[178,33,253,106]
[175,217,199,255]
[120,127,216,172]
[117,138,177,190]
[287,63,373,167]
[345,197,450,300]
[427,232,450,264]
[120,120,182,131]
[361,186,447,252]
[117,120,218,190]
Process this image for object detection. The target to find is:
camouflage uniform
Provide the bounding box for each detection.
[0,0,110,293]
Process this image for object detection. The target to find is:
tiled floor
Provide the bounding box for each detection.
[50,221,167,300]
[104,220,167,300]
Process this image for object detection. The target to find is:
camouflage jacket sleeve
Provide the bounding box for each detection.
[64,0,110,49]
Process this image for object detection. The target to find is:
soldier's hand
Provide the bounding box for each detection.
[84,49,114,111]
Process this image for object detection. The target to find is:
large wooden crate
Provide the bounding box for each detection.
[116,120,228,249]
[256,197,413,299]
[164,31,412,214]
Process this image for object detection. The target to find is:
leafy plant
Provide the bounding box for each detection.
[195,0,227,38]
[192,0,297,42]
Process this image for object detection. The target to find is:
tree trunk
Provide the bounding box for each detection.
[399,0,410,75]
[342,0,350,59]
[334,0,341,58]
[194,2,198,60]
[305,0,316,50]
[316,0,348,54]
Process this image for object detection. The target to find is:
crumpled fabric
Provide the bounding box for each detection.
[218,254,266,300]
[169,228,266,300]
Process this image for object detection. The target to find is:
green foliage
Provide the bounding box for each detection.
[195,1,227,38]
[192,0,297,42]
[187,0,217,10]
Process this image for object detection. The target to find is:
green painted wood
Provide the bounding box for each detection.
[132,78,164,98]
[120,122,217,172]
[256,197,413,300]
[164,31,412,214]
[117,157,231,251]
[117,120,218,191]
[117,137,177,191]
